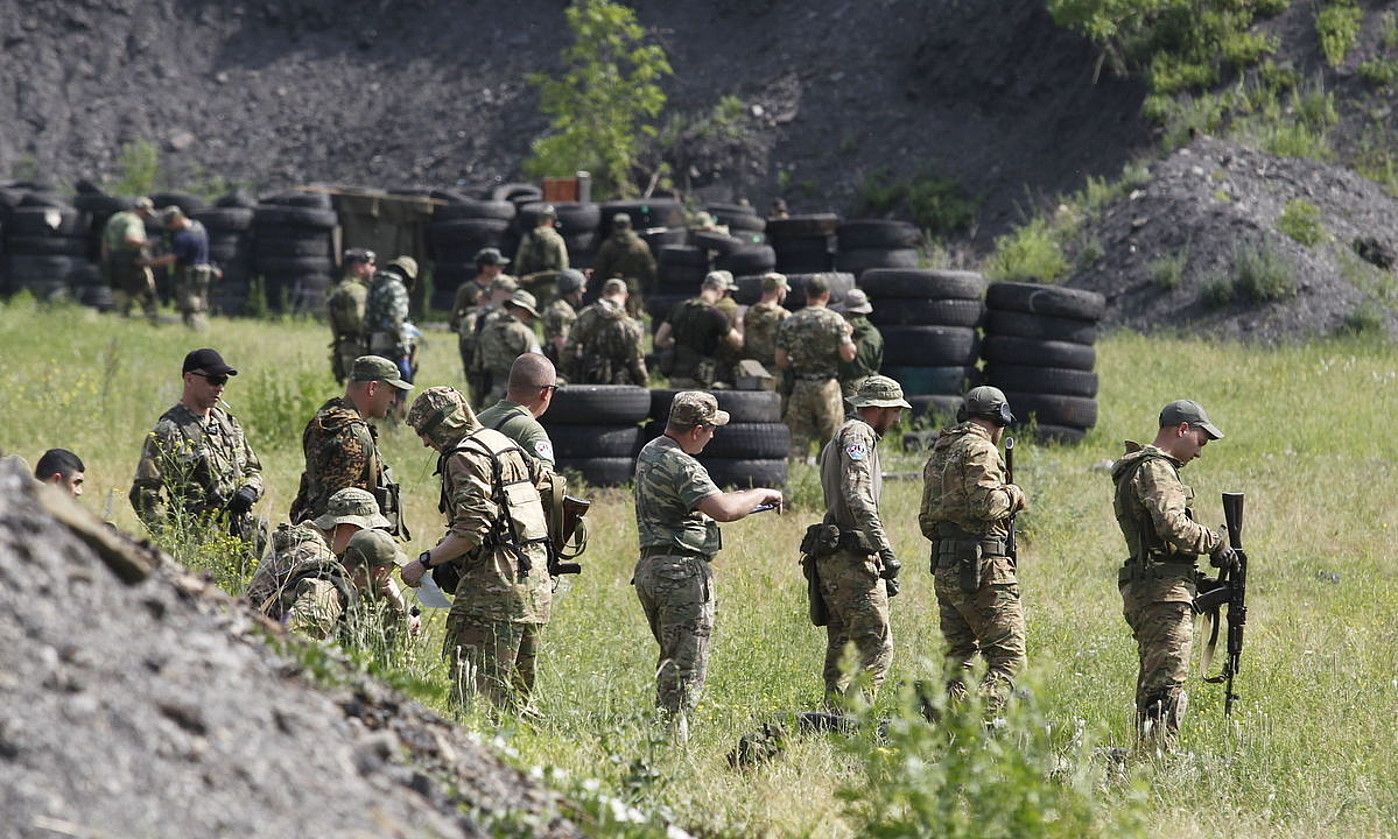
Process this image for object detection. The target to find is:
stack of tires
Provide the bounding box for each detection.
[981,281,1105,444]
[834,220,920,279]
[863,268,987,423]
[252,193,337,314]
[2,201,90,302]
[645,244,710,330]
[427,198,514,312]
[767,214,838,274]
[540,384,651,487]
[714,241,777,278]
[194,196,256,316]
[649,389,788,488]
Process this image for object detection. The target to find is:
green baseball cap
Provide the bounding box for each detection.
[1159,399,1224,439]
[350,355,412,391]
[314,487,391,531]
[343,528,403,569]
[964,386,1015,426]
[846,374,910,409]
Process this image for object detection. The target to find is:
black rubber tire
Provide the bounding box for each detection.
[73,193,133,215]
[1029,425,1088,445]
[79,284,115,311]
[656,264,709,293]
[834,247,919,276]
[985,281,1106,320]
[18,192,70,208]
[697,422,790,459]
[698,458,788,489]
[215,190,258,209]
[491,182,544,203]
[908,395,963,422]
[984,364,1099,398]
[255,236,333,258]
[716,245,777,275]
[868,298,984,327]
[434,199,517,222]
[837,220,920,250]
[259,190,332,209]
[209,242,248,263]
[649,389,783,424]
[693,230,746,256]
[2,254,88,282]
[518,201,601,236]
[67,263,102,287]
[646,293,689,325]
[641,227,688,254]
[707,206,766,233]
[7,207,85,236]
[734,271,856,308]
[546,384,652,424]
[555,456,635,488]
[859,268,986,300]
[192,207,255,232]
[544,424,644,459]
[985,309,1099,344]
[4,235,88,256]
[148,191,207,214]
[1003,392,1098,428]
[883,365,974,396]
[429,217,511,242]
[253,206,338,230]
[254,255,335,276]
[659,244,710,267]
[880,326,980,366]
[766,214,840,240]
[981,336,1096,371]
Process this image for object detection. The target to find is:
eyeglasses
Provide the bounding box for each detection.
[541,385,559,393]
[194,372,229,387]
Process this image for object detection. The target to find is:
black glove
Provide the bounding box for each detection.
[1210,544,1238,573]
[879,549,901,581]
[226,485,258,517]
[885,577,900,598]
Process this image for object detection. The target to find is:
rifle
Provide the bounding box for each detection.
[1004,436,1018,566]
[1192,492,1249,716]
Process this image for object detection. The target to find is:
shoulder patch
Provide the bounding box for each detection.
[533,439,554,461]
[846,441,868,462]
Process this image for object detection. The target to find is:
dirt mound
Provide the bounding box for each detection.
[1066,137,1398,341]
[0,459,579,838]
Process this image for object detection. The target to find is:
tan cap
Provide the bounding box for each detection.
[133,196,155,211]
[490,275,519,293]
[386,256,419,281]
[669,391,730,427]
[703,270,736,291]
[846,374,910,409]
[508,289,540,317]
[601,277,628,296]
[761,272,789,293]
[313,487,391,531]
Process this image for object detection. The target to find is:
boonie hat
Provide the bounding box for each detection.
[343,529,403,569]
[350,355,412,391]
[847,374,911,410]
[475,247,510,266]
[490,275,519,293]
[182,347,237,377]
[839,288,873,315]
[601,278,628,296]
[669,391,730,427]
[385,255,419,281]
[314,487,391,531]
[508,289,540,317]
[1160,399,1224,439]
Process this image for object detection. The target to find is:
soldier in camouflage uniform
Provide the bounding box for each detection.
[776,275,856,460]
[146,206,217,330]
[513,204,569,277]
[541,268,585,366]
[1114,400,1233,748]
[326,248,377,384]
[101,196,157,321]
[475,289,542,406]
[130,348,264,543]
[476,354,558,469]
[460,274,518,396]
[918,386,1027,711]
[591,212,655,317]
[742,272,790,372]
[654,272,741,388]
[289,355,412,539]
[815,375,908,704]
[632,392,784,736]
[401,386,553,713]
[365,256,418,384]
[451,248,509,333]
[834,289,884,401]
[562,278,648,385]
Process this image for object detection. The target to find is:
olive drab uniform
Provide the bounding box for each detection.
[631,436,723,717]
[816,418,895,702]
[839,316,884,400]
[365,270,412,363]
[1112,442,1223,743]
[102,209,156,319]
[327,274,370,384]
[476,399,556,469]
[460,301,503,397]
[562,297,649,385]
[742,300,790,372]
[437,428,553,710]
[513,226,569,276]
[918,422,1027,709]
[591,227,656,316]
[475,316,540,406]
[777,307,851,459]
[130,403,265,539]
[541,298,578,366]
[288,397,409,539]
[666,298,730,388]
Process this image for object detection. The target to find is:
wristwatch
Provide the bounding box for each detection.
[416,550,433,571]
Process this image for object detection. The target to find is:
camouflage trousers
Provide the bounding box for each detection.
[633,552,716,716]
[442,611,543,712]
[176,265,215,329]
[785,377,843,460]
[933,559,1026,711]
[1120,571,1195,746]
[816,550,893,704]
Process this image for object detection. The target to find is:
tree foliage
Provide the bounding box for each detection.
[524,0,672,199]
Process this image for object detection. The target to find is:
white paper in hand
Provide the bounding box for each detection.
[415,573,452,609]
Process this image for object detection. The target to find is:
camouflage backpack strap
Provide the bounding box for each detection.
[1114,450,1176,574]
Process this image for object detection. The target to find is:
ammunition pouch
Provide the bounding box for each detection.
[801,553,828,627]
[800,523,841,559]
[934,522,1006,593]
[372,480,410,541]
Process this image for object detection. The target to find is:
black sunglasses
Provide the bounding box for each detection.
[194,372,229,387]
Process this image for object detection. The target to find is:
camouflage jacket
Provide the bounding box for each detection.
[450,278,491,331]
[777,306,850,379]
[564,297,648,385]
[251,536,407,641]
[742,300,791,369]
[246,521,336,610]
[327,276,370,340]
[592,229,656,287]
[365,271,410,348]
[513,227,569,276]
[476,316,541,377]
[819,417,891,555]
[917,422,1023,542]
[130,403,263,529]
[288,397,405,537]
[1112,442,1222,572]
[838,316,884,395]
[633,435,722,556]
[542,298,578,348]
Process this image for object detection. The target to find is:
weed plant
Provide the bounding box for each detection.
[1315,0,1363,67]
[1276,199,1326,247]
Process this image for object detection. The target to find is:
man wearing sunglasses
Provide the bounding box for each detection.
[475,353,559,470]
[130,348,265,547]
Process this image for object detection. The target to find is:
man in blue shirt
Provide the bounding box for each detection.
[148,207,217,330]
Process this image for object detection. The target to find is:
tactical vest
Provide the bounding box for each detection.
[671,298,721,383]
[439,429,550,557]
[365,272,402,334]
[327,280,366,339]
[259,558,357,622]
[1113,451,1195,577]
[165,407,247,512]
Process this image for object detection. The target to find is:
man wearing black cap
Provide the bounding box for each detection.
[327,248,377,384]
[450,247,512,333]
[1112,399,1232,749]
[513,205,569,277]
[541,268,586,364]
[131,348,264,545]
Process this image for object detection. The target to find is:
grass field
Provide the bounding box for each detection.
[2,295,1395,837]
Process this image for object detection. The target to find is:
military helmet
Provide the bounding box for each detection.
[962,386,1015,427]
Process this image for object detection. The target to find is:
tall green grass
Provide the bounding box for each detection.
[2,298,1395,837]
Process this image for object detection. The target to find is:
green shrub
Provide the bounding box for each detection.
[1277,199,1326,246]
[1382,11,1398,50]
[987,218,1070,282]
[1234,241,1297,302]
[1316,1,1362,67]
[108,140,160,196]
[1358,58,1398,88]
[857,168,979,239]
[1340,302,1386,335]
[1259,121,1332,160]
[1149,248,1189,289]
[1077,235,1106,268]
[1200,272,1237,307]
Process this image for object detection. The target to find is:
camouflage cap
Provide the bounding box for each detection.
[838,288,872,314]
[669,391,730,428]
[508,289,540,317]
[703,270,736,291]
[350,355,412,391]
[556,268,586,295]
[343,528,403,569]
[1160,399,1224,439]
[601,277,628,296]
[846,374,910,409]
[537,204,557,218]
[406,385,478,445]
[475,246,510,266]
[613,212,632,228]
[385,255,419,281]
[490,275,519,293]
[133,196,155,211]
[761,272,789,293]
[159,205,186,224]
[964,385,1015,426]
[313,487,391,531]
